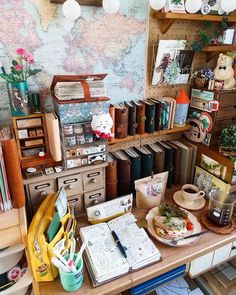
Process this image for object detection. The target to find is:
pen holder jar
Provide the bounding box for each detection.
[59,254,83,292]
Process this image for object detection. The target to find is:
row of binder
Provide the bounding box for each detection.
[106,138,198,199]
[109,97,177,139]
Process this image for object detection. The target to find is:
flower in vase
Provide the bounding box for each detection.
[0,48,41,83]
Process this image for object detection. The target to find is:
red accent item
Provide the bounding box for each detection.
[175,89,190,104]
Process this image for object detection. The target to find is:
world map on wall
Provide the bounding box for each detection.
[0,0,148,125]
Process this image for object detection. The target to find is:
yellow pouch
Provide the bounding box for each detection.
[27,193,75,282]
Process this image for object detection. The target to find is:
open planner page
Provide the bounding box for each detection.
[80,223,129,284]
[108,213,161,270]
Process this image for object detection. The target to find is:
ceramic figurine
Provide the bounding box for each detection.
[214,53,235,90]
[91,113,113,139]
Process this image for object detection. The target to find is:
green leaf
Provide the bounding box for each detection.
[12,60,18,66]
[28,69,41,76]
[0,73,14,82]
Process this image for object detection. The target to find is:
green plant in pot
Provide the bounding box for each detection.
[219,125,236,153]
[0,48,41,116]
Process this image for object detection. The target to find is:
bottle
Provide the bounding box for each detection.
[174,89,190,127]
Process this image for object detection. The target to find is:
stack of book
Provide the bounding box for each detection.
[106,139,198,198]
[109,98,177,140]
[0,143,12,212]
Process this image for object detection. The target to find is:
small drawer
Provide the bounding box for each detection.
[84,188,105,208]
[82,168,104,191]
[28,180,55,205]
[212,243,232,266]
[219,92,236,107]
[67,195,84,217]
[189,251,214,277]
[58,173,83,196]
[215,106,236,120]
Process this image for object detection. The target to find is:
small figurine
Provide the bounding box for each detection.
[214,53,235,90]
[91,113,113,140]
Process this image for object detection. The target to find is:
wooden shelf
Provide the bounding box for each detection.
[202,45,236,61]
[21,143,46,150]
[108,125,191,152]
[153,12,236,34]
[19,135,45,140]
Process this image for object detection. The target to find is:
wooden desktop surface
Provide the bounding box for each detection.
[39,187,236,295]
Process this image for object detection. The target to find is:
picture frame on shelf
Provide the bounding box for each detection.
[221,29,235,45]
[194,166,230,198]
[164,0,186,13]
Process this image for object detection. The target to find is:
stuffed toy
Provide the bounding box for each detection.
[214,53,235,90]
[91,113,113,140]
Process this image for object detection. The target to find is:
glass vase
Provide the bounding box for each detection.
[7,81,30,116]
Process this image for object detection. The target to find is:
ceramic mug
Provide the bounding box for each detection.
[182,184,205,204]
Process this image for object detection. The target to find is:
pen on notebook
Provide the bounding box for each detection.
[0,60,6,74]
[111,230,127,258]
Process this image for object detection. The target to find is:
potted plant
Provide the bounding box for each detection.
[0,48,41,116]
[219,125,236,153]
[191,68,214,88]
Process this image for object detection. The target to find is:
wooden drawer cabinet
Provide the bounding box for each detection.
[58,173,83,196]
[24,164,107,220]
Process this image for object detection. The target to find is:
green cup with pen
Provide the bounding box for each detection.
[59,253,84,292]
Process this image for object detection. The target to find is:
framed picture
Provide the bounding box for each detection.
[222,29,235,45]
[194,166,230,198]
[164,0,186,13]
[152,40,187,86]
[200,154,227,181]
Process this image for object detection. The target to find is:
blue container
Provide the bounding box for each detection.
[54,100,110,124]
[174,103,189,127]
[7,82,30,116]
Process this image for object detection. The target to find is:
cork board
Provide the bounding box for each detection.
[145,7,217,99]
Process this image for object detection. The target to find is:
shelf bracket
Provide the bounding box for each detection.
[158,19,175,34]
[206,51,219,62]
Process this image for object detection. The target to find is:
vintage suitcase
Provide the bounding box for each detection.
[51,74,110,123]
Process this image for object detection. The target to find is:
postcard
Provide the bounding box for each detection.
[200,154,227,181]
[152,40,186,86]
[194,166,230,197]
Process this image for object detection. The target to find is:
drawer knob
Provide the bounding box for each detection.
[91,178,97,183]
[40,191,47,197]
[92,199,99,205]
[67,184,74,190]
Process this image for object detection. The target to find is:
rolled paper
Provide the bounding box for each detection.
[1,139,25,208]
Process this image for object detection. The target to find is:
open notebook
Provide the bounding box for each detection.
[80,213,161,286]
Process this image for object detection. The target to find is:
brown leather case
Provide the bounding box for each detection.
[133,101,146,134]
[148,143,165,174]
[166,141,182,185]
[1,139,25,208]
[105,154,118,200]
[113,152,131,196]
[115,106,129,139]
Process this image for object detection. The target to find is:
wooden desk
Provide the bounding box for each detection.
[39,188,236,295]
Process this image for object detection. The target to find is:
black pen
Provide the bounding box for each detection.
[111,230,127,258]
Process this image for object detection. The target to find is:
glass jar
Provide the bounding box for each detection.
[208,191,236,226]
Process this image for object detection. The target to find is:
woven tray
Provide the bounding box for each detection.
[200,210,236,234]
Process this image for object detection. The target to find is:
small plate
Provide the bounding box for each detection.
[173,190,206,211]
[146,206,202,247]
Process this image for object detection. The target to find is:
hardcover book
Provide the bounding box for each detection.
[80,213,161,286]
